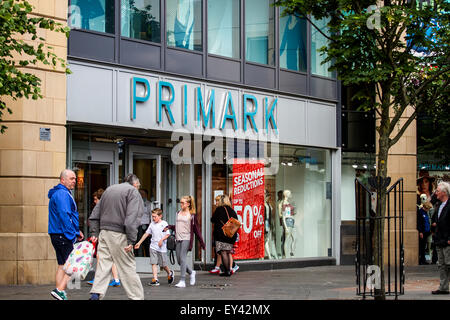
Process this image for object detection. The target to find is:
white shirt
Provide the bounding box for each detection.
[140,199,152,225]
[146,220,170,252]
[438,200,448,219]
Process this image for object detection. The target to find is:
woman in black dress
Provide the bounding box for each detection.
[210,194,238,276]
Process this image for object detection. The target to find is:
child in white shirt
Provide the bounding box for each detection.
[135,208,174,286]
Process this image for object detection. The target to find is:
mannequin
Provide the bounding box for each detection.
[264,190,277,259]
[278,190,296,257]
[276,190,284,257]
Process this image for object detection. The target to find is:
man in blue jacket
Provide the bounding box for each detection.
[48,169,84,300]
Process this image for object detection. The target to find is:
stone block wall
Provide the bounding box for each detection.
[0,1,67,285]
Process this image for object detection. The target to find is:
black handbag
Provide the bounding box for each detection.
[167,231,176,265]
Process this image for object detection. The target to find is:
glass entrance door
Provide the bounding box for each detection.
[73,162,112,237]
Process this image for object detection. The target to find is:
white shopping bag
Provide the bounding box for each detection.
[63,241,94,280]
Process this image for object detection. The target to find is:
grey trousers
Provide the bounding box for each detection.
[437,246,450,291]
[176,240,192,281]
[91,230,144,300]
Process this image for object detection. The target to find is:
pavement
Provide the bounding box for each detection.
[0,264,448,301]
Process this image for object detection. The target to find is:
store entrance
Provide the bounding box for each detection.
[73,162,112,237]
[71,142,118,238]
[128,146,176,260]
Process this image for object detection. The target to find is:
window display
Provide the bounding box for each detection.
[219,144,332,260]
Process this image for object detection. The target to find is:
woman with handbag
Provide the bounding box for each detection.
[211,194,240,277]
[166,195,205,288]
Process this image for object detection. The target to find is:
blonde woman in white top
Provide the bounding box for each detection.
[166,195,205,287]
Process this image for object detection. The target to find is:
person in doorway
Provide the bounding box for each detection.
[87,189,121,287]
[264,189,277,259]
[48,169,84,300]
[135,208,174,286]
[417,170,438,264]
[431,182,450,295]
[136,189,152,257]
[210,194,238,277]
[166,195,205,288]
[88,174,145,300]
[417,193,432,265]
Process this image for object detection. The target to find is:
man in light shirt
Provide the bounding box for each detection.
[430,182,450,295]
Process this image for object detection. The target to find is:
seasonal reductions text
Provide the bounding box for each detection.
[233,168,264,196]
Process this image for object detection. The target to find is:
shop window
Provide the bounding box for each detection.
[69,0,115,34]
[211,143,332,261]
[207,0,240,59]
[245,0,275,65]
[279,9,307,72]
[121,0,161,42]
[310,16,335,78]
[166,0,202,51]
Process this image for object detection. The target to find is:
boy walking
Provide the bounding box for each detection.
[135,208,175,286]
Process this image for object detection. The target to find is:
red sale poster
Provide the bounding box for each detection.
[232,159,265,260]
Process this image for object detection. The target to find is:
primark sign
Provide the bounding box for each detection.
[67,62,337,150]
[130,77,279,138]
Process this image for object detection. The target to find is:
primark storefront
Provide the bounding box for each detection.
[66,0,341,270]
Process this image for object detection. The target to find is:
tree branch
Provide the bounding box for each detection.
[293,13,335,42]
[389,109,416,148]
[415,65,450,97]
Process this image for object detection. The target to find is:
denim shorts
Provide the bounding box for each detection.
[50,234,74,265]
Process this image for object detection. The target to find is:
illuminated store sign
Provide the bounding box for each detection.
[131,77,278,134]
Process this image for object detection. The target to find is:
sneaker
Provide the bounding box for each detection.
[109,279,121,287]
[190,270,196,285]
[175,280,186,288]
[168,270,175,284]
[51,288,67,300]
[232,264,239,273]
[149,278,160,286]
[209,267,220,274]
[89,293,100,300]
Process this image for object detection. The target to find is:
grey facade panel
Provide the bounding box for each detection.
[69,30,115,62]
[244,63,276,89]
[67,61,338,149]
[120,39,161,70]
[279,70,307,95]
[207,56,241,83]
[306,101,336,148]
[310,76,337,101]
[165,48,203,77]
[67,63,114,124]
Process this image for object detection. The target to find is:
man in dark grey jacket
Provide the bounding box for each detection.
[88,174,145,300]
[431,182,450,295]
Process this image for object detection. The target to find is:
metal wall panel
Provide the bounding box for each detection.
[67,63,114,124]
[120,40,161,70]
[279,70,307,95]
[69,30,115,62]
[166,48,203,77]
[67,62,337,148]
[206,56,241,83]
[310,76,337,101]
[306,101,336,148]
[244,63,276,89]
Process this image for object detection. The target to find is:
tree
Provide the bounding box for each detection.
[274,0,450,299]
[0,0,70,133]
